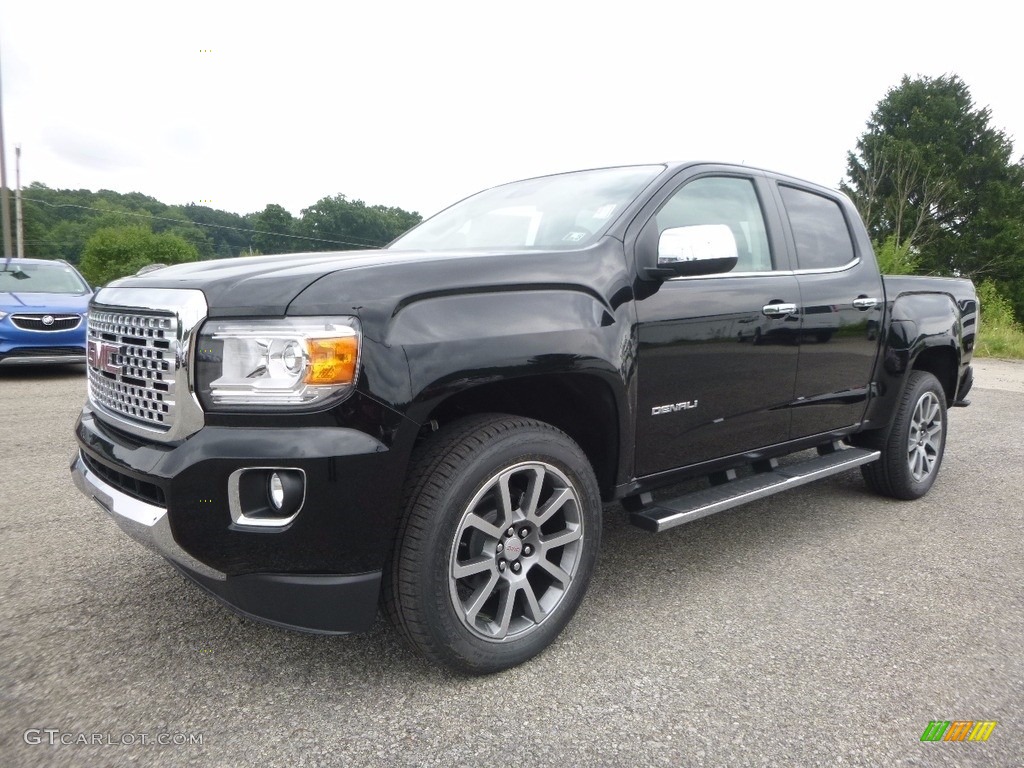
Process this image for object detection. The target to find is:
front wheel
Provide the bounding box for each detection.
[383,414,601,674]
[860,370,948,500]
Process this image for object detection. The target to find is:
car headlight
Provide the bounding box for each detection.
[195,317,360,409]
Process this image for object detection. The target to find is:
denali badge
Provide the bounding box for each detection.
[652,400,698,415]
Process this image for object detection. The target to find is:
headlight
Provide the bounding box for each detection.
[195,317,361,408]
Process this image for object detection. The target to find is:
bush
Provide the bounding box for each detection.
[873,235,920,275]
[975,279,1024,358]
[79,226,199,286]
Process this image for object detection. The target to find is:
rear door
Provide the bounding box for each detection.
[772,182,884,438]
[632,169,800,476]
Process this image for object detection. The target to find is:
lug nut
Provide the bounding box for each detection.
[498,560,507,572]
[519,527,529,538]
[507,526,516,537]
[523,544,533,556]
[496,542,504,553]
[511,562,521,573]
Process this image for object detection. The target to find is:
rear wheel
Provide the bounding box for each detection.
[860,370,947,499]
[384,414,601,674]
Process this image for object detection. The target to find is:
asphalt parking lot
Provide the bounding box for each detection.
[1,361,1021,767]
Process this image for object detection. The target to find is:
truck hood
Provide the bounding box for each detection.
[105,249,496,317]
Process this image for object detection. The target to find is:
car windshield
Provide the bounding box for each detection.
[390,165,665,251]
[0,262,90,294]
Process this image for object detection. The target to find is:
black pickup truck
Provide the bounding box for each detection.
[71,162,977,673]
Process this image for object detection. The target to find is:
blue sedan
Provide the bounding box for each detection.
[0,258,90,366]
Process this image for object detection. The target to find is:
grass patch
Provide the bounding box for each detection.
[974,279,1024,359]
[975,325,1024,358]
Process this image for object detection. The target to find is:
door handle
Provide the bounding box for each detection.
[762,303,798,317]
[853,297,879,310]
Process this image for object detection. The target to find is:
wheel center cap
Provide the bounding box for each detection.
[504,537,522,560]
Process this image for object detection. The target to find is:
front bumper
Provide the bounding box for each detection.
[71,400,415,634]
[71,451,381,633]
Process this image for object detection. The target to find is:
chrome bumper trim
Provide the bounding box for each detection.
[71,452,225,581]
[0,354,86,365]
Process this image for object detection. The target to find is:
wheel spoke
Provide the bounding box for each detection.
[463,572,500,624]
[536,557,571,586]
[520,466,545,517]
[494,585,517,638]
[453,556,493,580]
[496,471,516,528]
[521,581,545,623]
[464,512,504,541]
[531,487,572,526]
[541,524,582,551]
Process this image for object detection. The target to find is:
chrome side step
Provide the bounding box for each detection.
[629,446,880,533]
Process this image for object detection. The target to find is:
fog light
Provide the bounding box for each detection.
[228,467,306,528]
[269,472,285,509]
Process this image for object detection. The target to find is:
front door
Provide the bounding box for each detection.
[633,173,800,476]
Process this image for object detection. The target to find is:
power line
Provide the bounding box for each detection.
[20,196,389,250]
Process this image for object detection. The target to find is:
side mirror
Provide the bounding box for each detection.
[645,224,739,279]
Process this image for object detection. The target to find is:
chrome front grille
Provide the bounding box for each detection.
[88,309,177,429]
[12,313,83,332]
[86,288,208,442]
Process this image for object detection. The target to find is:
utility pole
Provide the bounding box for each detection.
[0,44,13,264]
[15,144,23,257]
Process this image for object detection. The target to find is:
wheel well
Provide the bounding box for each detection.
[912,346,958,405]
[423,375,620,499]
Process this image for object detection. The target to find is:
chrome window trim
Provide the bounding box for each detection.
[666,257,862,281]
[88,287,207,443]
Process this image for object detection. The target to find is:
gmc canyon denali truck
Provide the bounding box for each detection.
[71,163,977,673]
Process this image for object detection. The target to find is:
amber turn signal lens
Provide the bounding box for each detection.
[305,337,358,385]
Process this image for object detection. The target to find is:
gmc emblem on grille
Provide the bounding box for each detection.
[88,339,124,375]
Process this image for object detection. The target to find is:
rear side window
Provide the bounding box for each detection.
[779,185,855,270]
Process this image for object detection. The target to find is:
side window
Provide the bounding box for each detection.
[655,176,773,272]
[778,185,855,269]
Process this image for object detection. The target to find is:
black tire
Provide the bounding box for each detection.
[383,414,601,674]
[859,370,948,500]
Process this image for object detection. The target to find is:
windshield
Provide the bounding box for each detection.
[390,165,664,251]
[0,262,90,294]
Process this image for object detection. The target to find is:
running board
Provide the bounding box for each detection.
[629,447,880,533]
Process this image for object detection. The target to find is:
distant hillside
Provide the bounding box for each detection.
[15,183,423,263]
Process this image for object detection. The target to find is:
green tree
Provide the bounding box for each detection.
[181,203,255,258]
[250,203,297,254]
[843,74,1024,305]
[79,226,199,285]
[298,194,421,251]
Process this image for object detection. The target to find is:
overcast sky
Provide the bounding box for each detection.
[1,1,1022,220]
